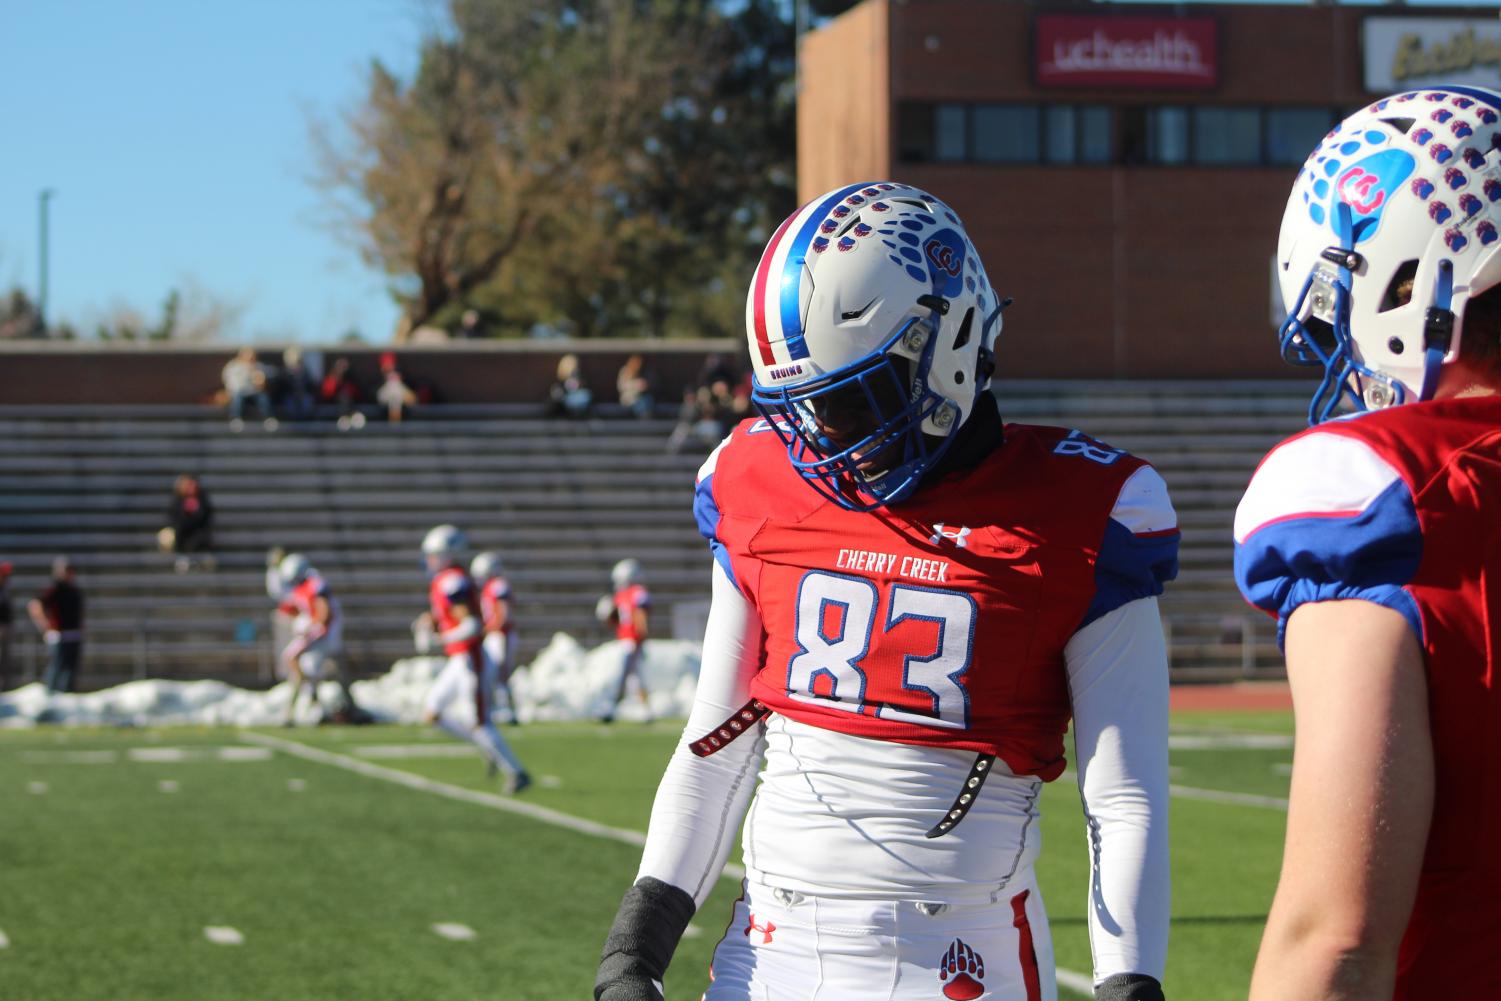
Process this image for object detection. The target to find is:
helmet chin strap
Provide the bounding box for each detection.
[1418,259,1455,403]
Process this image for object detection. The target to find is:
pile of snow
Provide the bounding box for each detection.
[0,635,702,729]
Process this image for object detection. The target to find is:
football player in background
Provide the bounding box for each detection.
[421,525,530,792]
[600,558,651,724]
[1237,87,1501,1001]
[274,553,353,725]
[595,184,1178,1001]
[470,550,519,724]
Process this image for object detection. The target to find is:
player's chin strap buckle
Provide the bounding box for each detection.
[924,753,996,839]
[689,699,771,757]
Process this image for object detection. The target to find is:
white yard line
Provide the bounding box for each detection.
[203,926,244,945]
[1169,784,1288,811]
[432,923,477,941]
[239,730,737,869]
[1055,967,1094,996]
[1168,733,1292,750]
[22,750,118,764]
[0,928,10,948]
[241,730,1108,989]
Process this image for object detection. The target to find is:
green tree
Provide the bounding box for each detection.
[314,0,795,340]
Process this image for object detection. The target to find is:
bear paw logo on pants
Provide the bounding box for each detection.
[938,938,986,1000]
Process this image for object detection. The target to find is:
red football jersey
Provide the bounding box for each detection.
[429,566,482,656]
[613,583,650,643]
[278,575,337,635]
[1235,396,1501,998]
[479,576,514,635]
[695,417,1179,780]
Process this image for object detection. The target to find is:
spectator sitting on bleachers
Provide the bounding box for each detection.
[222,347,277,432]
[0,560,12,691]
[616,353,655,419]
[376,352,418,423]
[275,347,318,421]
[158,474,215,573]
[321,357,366,430]
[547,353,593,418]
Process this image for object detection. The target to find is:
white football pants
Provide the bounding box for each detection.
[703,871,1056,1001]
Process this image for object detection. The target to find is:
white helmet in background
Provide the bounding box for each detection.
[278,553,311,588]
[421,524,469,570]
[1276,85,1501,424]
[746,182,1007,510]
[470,551,503,582]
[611,558,641,591]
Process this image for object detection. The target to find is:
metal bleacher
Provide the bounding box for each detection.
[0,382,1308,690]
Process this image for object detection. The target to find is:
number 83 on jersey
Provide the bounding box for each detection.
[786,570,977,730]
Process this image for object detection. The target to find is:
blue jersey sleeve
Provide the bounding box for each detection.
[693,435,738,591]
[1081,465,1180,628]
[1233,431,1424,646]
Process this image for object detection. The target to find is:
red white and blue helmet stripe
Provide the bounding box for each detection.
[749,181,875,368]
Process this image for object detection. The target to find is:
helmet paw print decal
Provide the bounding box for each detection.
[1298,88,1501,250]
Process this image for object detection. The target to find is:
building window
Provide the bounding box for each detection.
[1267,108,1337,165]
[895,102,1331,168]
[1079,106,1113,165]
[935,104,968,162]
[1150,107,1190,165]
[1043,106,1076,164]
[975,104,1040,163]
[1194,107,1263,164]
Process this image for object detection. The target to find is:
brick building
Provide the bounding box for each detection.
[798,1,1501,378]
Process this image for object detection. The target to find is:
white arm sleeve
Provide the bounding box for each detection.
[635,560,766,908]
[1066,596,1171,985]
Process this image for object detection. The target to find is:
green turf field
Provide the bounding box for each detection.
[0,713,1293,1000]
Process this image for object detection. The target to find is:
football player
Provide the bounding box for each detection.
[421,525,530,792]
[1237,87,1501,1000]
[601,558,652,724]
[275,553,351,725]
[470,550,519,724]
[596,184,1177,1001]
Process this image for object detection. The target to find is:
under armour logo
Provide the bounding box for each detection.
[744,913,776,944]
[930,523,971,548]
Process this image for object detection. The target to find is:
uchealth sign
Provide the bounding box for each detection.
[1363,18,1501,93]
[1034,15,1218,90]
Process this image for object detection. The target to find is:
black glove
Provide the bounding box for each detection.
[1096,973,1165,1001]
[595,877,695,1001]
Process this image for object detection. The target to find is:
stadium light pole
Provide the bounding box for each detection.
[38,188,55,332]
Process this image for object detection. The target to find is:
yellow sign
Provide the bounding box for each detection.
[1392,26,1501,84]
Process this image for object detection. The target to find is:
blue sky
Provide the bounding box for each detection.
[0,0,427,343]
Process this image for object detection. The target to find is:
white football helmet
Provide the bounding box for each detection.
[1277,85,1501,424]
[470,551,503,583]
[746,182,1006,509]
[611,558,641,590]
[421,524,469,570]
[278,553,311,588]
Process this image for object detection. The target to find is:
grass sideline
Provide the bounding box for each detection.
[0,713,1292,1000]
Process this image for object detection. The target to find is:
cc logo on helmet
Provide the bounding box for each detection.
[924,239,963,278]
[1338,167,1388,215]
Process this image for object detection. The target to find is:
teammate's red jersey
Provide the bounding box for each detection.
[479,576,514,635]
[429,566,482,656]
[613,583,650,644]
[695,416,1179,780]
[1235,396,1501,998]
[278,574,337,637]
